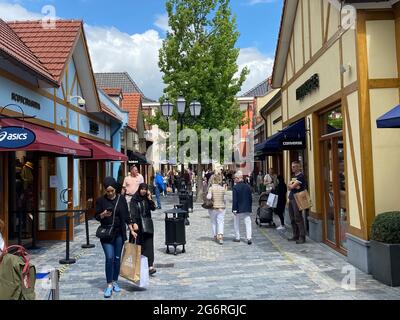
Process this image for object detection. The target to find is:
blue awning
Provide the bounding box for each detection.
[377,105,400,128]
[255,119,306,155]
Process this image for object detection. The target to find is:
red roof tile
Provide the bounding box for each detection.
[7,20,82,83]
[121,93,141,131]
[0,19,56,85]
[102,87,122,96]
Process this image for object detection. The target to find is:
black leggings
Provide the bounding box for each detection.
[274,208,285,226]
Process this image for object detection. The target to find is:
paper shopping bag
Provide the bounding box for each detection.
[120,242,141,283]
[137,255,149,288]
[267,193,278,208]
[294,190,312,211]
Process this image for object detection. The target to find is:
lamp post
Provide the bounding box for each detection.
[161,96,202,185]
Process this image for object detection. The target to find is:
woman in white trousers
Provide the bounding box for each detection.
[207,174,226,245]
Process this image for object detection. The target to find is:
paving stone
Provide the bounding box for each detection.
[29,192,400,300]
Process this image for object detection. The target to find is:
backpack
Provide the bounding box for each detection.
[0,245,36,300]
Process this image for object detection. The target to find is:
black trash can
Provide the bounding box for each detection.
[165,210,186,255]
[179,191,193,211]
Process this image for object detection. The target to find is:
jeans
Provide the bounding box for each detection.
[154,186,162,208]
[234,213,252,240]
[101,234,124,284]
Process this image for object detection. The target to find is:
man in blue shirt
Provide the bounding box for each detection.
[232,171,253,245]
[288,161,307,244]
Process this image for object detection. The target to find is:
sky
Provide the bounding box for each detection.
[0,0,283,100]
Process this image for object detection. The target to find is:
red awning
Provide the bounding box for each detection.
[0,118,92,157]
[80,137,128,161]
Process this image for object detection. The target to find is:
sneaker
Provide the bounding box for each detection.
[247,239,252,245]
[233,238,240,243]
[149,268,157,275]
[104,286,113,298]
[112,282,121,292]
[288,237,299,242]
[276,225,286,231]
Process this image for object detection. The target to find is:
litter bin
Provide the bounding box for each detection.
[175,204,190,226]
[164,208,187,255]
[179,191,193,212]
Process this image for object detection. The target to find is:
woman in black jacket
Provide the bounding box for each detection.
[274,175,287,230]
[130,183,157,275]
[95,177,135,298]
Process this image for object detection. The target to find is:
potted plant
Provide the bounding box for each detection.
[370,212,400,287]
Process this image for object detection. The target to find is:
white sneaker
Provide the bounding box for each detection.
[276,225,286,231]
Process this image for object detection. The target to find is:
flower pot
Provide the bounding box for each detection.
[370,240,400,287]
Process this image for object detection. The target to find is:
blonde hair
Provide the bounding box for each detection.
[0,219,4,234]
[210,174,223,185]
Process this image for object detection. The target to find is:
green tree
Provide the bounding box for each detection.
[149,0,249,199]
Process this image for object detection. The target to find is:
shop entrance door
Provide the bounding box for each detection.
[320,107,347,254]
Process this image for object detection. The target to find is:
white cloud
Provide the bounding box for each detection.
[85,25,164,100]
[237,47,274,94]
[0,1,274,100]
[154,13,171,33]
[0,1,42,20]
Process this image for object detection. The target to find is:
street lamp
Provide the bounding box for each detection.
[161,96,202,181]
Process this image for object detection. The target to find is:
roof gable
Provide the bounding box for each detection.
[121,93,142,131]
[0,19,57,86]
[242,78,272,97]
[7,20,82,84]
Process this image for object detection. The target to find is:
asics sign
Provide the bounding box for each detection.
[0,127,36,149]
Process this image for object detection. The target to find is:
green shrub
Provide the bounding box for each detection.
[371,212,400,244]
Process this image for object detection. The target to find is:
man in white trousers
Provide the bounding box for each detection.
[232,171,253,245]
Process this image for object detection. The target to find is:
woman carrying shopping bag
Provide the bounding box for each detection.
[95,177,136,298]
[206,174,227,245]
[129,183,157,275]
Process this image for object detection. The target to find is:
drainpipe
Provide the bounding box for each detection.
[111,121,124,180]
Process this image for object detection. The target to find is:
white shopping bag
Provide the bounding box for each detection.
[136,255,149,288]
[267,193,278,208]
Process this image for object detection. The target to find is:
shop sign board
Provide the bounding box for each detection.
[280,137,306,150]
[0,126,36,149]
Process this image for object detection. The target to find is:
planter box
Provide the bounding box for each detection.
[370,240,400,287]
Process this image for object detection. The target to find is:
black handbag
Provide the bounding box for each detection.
[138,201,154,234]
[96,195,120,239]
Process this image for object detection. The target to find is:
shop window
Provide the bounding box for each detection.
[321,107,343,136]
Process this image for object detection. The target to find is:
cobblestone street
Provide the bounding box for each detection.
[30,193,400,300]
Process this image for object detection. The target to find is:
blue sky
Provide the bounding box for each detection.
[0,0,283,99]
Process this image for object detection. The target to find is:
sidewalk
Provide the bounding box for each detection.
[30,192,400,300]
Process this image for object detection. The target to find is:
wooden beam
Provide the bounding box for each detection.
[369,78,400,89]
[343,94,365,235]
[324,3,331,43]
[282,27,349,91]
[356,11,375,240]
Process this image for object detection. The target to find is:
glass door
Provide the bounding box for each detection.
[320,107,347,253]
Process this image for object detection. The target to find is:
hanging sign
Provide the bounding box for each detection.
[0,126,36,149]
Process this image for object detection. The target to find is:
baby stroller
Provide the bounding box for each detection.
[255,192,276,228]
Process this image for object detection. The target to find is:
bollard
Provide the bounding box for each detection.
[81,211,95,249]
[50,269,60,300]
[59,214,76,265]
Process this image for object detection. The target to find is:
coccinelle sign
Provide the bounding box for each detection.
[0,126,36,149]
